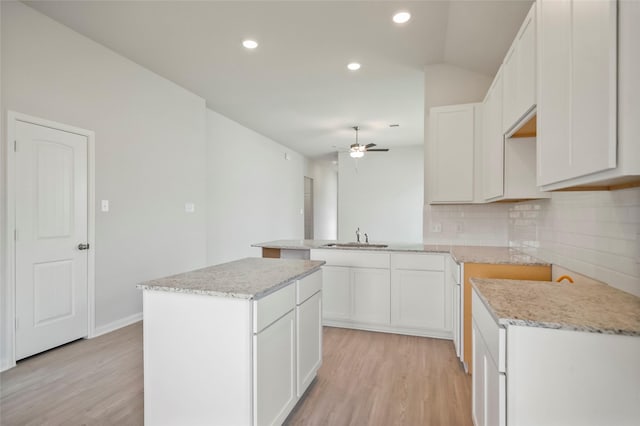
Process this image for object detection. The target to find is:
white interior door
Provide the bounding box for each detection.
[15,120,89,360]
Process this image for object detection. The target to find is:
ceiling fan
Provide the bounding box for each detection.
[341,126,390,158]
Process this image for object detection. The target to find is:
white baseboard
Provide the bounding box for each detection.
[92,312,143,338]
[1,359,17,373]
[322,320,453,340]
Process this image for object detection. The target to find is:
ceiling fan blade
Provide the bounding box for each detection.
[364,143,376,149]
[366,148,389,152]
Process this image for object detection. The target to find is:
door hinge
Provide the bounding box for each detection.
[14,229,18,242]
[14,140,17,152]
[15,317,19,331]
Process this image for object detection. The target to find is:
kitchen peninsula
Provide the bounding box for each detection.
[254,240,551,373]
[137,257,324,426]
[471,278,640,426]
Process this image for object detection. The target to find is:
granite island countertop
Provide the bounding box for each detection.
[137,257,325,299]
[471,278,640,336]
[252,240,549,266]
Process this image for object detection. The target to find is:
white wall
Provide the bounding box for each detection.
[1,2,208,368]
[307,154,338,240]
[510,188,640,297]
[206,110,304,264]
[338,147,423,243]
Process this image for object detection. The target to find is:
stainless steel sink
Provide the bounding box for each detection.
[322,242,388,249]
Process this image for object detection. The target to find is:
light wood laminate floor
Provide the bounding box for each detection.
[1,322,472,426]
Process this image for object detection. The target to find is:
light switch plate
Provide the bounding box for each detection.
[185,203,195,213]
[101,200,109,212]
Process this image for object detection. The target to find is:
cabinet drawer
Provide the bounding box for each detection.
[254,284,295,333]
[297,270,322,305]
[311,249,390,269]
[472,289,506,373]
[391,253,444,271]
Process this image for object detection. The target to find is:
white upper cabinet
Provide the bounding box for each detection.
[537,0,640,190]
[482,68,504,201]
[428,103,482,204]
[503,3,537,135]
[483,65,549,202]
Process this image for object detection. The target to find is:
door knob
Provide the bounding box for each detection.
[78,243,90,250]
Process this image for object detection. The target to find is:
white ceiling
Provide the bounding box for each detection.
[24,0,532,158]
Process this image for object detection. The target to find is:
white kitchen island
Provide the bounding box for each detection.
[137,257,324,426]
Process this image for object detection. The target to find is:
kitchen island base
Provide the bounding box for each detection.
[139,259,323,426]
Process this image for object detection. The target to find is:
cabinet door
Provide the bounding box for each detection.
[516,6,536,120]
[296,292,322,397]
[453,284,461,358]
[321,266,350,320]
[485,351,506,426]
[537,0,617,186]
[502,47,518,133]
[472,320,506,426]
[483,69,504,200]
[254,310,296,426]
[429,104,476,203]
[391,269,446,331]
[472,322,486,426]
[503,4,536,134]
[351,268,390,325]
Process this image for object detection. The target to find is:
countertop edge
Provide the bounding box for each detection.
[470,279,640,337]
[253,240,550,266]
[253,264,324,299]
[137,262,325,300]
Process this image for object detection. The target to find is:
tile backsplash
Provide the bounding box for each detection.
[424,188,640,296]
[424,203,511,246]
[510,188,640,296]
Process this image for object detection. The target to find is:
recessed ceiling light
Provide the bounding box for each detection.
[242,40,258,49]
[393,11,411,24]
[347,62,361,71]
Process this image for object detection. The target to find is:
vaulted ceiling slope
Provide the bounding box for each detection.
[24,1,532,158]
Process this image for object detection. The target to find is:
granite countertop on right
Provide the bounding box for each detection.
[449,246,548,266]
[471,278,640,336]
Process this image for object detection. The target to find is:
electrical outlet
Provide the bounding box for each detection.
[185,203,195,213]
[431,223,442,233]
[456,223,464,233]
[101,200,109,212]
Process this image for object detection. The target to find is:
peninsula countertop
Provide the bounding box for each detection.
[137,257,325,299]
[252,239,549,266]
[471,278,640,336]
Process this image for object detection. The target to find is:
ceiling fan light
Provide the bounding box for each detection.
[350,151,364,158]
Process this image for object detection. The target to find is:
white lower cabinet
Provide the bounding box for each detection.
[472,319,505,426]
[390,253,451,338]
[322,266,351,320]
[254,310,296,426]
[296,291,322,397]
[311,249,451,339]
[321,264,390,326]
[142,269,323,426]
[448,256,462,359]
[391,269,445,330]
[352,268,391,325]
[472,287,640,426]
